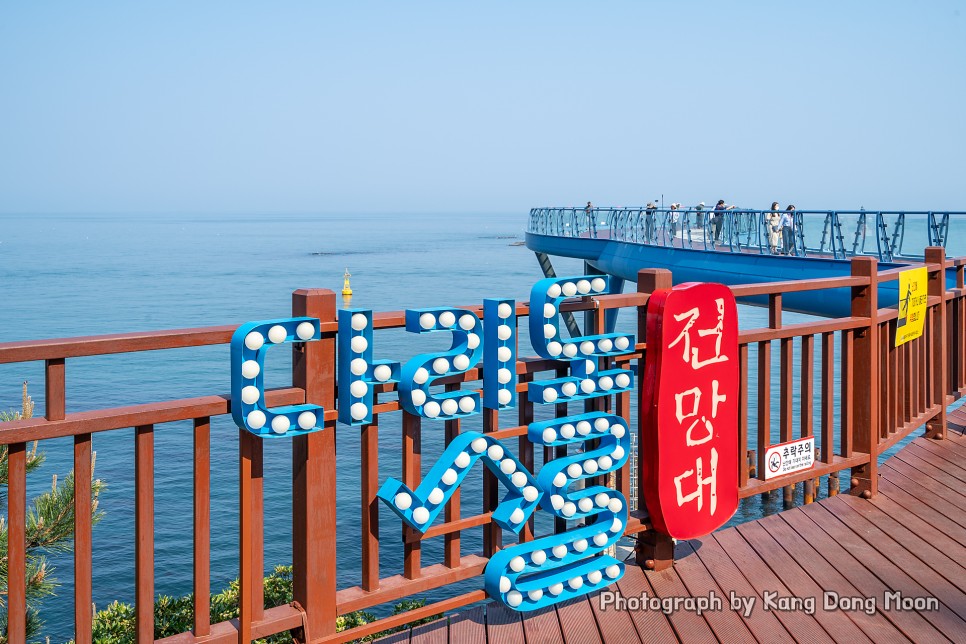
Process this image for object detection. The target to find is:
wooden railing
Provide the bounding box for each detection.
[1,249,964,642]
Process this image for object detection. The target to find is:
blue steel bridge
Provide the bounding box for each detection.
[526,207,966,317]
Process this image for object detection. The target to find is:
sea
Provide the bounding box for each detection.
[0,212,953,640]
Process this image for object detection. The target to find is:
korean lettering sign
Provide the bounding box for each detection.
[641,282,739,539]
[896,267,928,347]
[764,436,815,480]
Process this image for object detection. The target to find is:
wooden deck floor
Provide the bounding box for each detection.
[375,419,966,643]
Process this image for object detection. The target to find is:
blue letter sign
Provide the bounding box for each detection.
[231,275,635,610]
[230,318,324,438]
[337,309,401,426]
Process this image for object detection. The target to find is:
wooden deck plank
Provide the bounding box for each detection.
[912,436,966,465]
[613,563,679,644]
[829,494,966,594]
[946,406,966,423]
[587,585,643,644]
[892,443,966,484]
[734,520,875,643]
[929,433,966,454]
[881,464,966,521]
[879,478,966,547]
[447,605,485,644]
[520,604,565,644]
[555,595,604,644]
[896,445,966,486]
[882,459,966,525]
[946,420,966,438]
[409,617,448,644]
[900,439,966,476]
[689,535,800,644]
[783,504,952,641]
[763,510,913,642]
[672,541,756,643]
[712,528,839,643]
[802,502,966,636]
[643,562,718,643]
[485,601,526,644]
[860,487,966,561]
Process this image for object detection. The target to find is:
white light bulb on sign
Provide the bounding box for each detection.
[373,365,392,382]
[441,398,459,416]
[241,360,260,379]
[247,410,266,429]
[268,325,287,344]
[271,416,290,434]
[296,322,315,340]
[241,386,260,405]
[245,332,264,350]
[298,412,317,429]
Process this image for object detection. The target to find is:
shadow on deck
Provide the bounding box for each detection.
[377,417,966,643]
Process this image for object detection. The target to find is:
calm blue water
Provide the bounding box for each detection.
[0,212,943,640]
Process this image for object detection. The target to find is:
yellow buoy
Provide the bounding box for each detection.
[342,267,353,296]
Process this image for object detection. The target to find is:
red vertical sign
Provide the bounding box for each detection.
[642,282,739,539]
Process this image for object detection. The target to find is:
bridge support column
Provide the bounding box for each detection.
[925,247,948,440]
[849,258,879,499]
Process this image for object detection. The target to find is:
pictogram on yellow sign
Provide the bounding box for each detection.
[896,267,928,347]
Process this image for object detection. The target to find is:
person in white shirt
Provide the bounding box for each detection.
[767,201,782,254]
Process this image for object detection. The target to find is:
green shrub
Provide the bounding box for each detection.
[85,565,438,643]
[1,382,104,643]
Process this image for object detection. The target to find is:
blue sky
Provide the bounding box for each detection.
[1,1,963,214]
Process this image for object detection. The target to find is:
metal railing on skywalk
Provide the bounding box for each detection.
[527,207,966,262]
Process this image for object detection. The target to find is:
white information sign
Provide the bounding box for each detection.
[764,436,815,480]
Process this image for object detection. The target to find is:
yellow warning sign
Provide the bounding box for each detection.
[896,267,928,347]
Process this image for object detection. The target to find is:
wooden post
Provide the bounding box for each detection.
[925,247,948,439]
[482,407,502,555]
[849,257,879,499]
[45,358,66,421]
[193,417,211,637]
[635,268,675,571]
[361,394,380,590]
[135,425,155,641]
[402,411,422,577]
[292,289,338,640]
[239,429,259,643]
[7,443,27,642]
[74,433,93,644]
